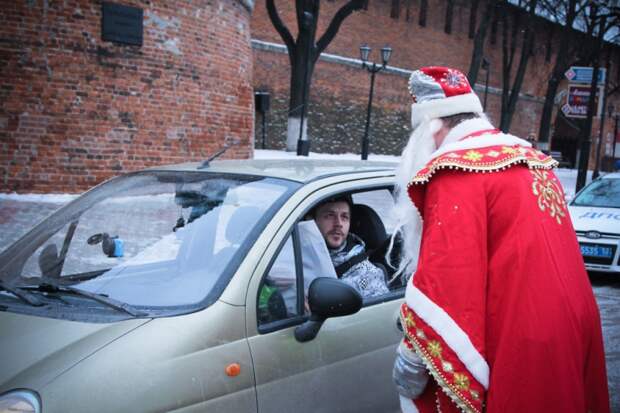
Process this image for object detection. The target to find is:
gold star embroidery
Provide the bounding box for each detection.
[454,373,470,390]
[502,146,518,154]
[427,340,443,357]
[404,313,415,328]
[463,150,483,162]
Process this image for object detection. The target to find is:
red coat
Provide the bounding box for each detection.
[401,142,610,412]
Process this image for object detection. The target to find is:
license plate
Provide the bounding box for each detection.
[580,244,613,258]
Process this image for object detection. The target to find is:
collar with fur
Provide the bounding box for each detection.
[409,118,555,186]
[432,118,531,159]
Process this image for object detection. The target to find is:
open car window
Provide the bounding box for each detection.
[258,187,404,331]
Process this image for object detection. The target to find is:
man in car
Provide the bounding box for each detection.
[313,196,389,298]
[391,66,610,412]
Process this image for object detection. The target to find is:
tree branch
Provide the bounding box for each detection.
[316,0,365,55]
[266,0,296,59]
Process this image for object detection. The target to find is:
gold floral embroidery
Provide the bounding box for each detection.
[486,150,500,158]
[501,146,518,154]
[427,340,443,357]
[404,313,416,328]
[463,150,483,161]
[401,307,483,413]
[454,373,470,390]
[531,169,567,225]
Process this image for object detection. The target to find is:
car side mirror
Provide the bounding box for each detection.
[38,244,61,278]
[294,277,363,343]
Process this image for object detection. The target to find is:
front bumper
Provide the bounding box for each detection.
[576,232,620,274]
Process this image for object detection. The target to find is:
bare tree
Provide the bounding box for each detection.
[467,0,497,85]
[575,1,620,189]
[266,0,366,151]
[536,0,582,150]
[499,0,539,132]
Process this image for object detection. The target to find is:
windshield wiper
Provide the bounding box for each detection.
[0,280,44,307]
[23,280,146,317]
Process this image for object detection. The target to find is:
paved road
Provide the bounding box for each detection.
[0,197,619,411]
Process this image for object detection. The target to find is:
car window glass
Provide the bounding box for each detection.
[260,234,298,323]
[572,178,620,208]
[352,189,396,232]
[8,172,298,318]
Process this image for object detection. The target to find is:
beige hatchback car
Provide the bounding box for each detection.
[0,159,406,413]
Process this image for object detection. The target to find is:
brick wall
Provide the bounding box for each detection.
[251,0,619,162]
[0,0,254,193]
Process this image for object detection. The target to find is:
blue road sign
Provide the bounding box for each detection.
[564,66,606,84]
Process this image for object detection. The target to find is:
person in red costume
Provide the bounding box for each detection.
[390,66,610,413]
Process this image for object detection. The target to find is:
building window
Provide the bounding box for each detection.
[391,0,400,19]
[419,0,428,27]
[444,0,454,34]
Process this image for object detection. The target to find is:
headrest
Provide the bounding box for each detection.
[350,204,387,251]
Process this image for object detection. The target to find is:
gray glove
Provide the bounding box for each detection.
[393,341,429,399]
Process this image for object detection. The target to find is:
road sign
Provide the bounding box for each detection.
[564,66,606,85]
[563,84,604,119]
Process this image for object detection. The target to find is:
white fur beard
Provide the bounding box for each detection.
[387,118,441,282]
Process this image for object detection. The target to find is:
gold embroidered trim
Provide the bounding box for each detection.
[408,147,558,187]
[530,169,567,225]
[400,309,482,413]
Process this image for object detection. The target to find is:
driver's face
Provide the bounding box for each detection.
[315,201,351,249]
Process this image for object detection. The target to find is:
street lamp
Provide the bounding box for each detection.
[610,104,619,164]
[593,103,613,179]
[481,57,490,111]
[359,44,392,160]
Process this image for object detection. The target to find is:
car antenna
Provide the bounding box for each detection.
[198,139,240,169]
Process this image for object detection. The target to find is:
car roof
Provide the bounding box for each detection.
[600,172,620,179]
[148,159,397,183]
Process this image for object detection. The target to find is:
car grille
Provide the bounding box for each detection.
[575,230,620,240]
[579,242,617,266]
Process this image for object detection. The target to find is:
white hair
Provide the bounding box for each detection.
[386,117,442,283]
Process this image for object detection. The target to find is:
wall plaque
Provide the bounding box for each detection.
[102,2,143,46]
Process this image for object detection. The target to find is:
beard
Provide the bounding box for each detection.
[386,118,442,282]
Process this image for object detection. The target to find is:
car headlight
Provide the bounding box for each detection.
[0,390,41,413]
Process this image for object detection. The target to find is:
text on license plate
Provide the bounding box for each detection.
[580,244,613,258]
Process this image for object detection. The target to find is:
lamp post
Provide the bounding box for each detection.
[359,44,392,160]
[611,103,619,163]
[296,11,315,157]
[481,57,490,111]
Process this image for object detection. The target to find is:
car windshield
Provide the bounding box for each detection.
[572,177,620,208]
[0,171,298,319]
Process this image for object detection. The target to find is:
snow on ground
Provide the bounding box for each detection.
[0,192,78,203]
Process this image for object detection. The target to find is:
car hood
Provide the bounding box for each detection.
[0,311,149,391]
[568,205,620,234]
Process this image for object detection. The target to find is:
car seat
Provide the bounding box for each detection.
[350,204,387,252]
[350,204,404,288]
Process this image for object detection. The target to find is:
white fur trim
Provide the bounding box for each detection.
[400,396,419,413]
[411,93,483,129]
[430,118,532,160]
[406,284,490,389]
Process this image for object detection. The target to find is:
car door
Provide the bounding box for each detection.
[245,180,405,413]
